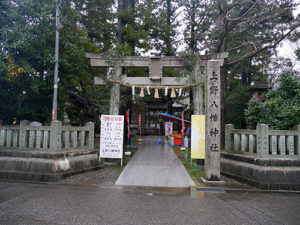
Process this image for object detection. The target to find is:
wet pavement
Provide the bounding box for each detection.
[115,136,195,188]
[0,181,300,225]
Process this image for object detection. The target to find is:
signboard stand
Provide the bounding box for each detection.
[99,115,125,167]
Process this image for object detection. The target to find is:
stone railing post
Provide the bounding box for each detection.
[19,120,30,149]
[225,124,234,151]
[256,124,269,158]
[0,120,3,125]
[298,125,300,159]
[86,122,94,149]
[50,121,62,151]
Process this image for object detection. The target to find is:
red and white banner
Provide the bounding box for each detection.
[165,121,173,136]
[126,110,130,138]
[181,112,185,135]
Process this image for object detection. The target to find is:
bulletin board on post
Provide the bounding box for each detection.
[99,115,124,166]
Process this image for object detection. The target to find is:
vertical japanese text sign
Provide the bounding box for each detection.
[205,60,222,180]
[100,115,124,159]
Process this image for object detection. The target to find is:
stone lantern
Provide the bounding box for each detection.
[247,78,271,101]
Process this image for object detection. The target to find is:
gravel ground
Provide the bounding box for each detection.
[60,166,122,185]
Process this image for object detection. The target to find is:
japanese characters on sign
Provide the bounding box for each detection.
[206,67,220,154]
[100,115,124,159]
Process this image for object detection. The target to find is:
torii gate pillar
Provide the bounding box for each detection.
[110,65,122,115]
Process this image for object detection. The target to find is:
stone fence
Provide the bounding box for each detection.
[225,124,300,159]
[0,120,94,151]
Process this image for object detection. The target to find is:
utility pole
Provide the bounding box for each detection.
[52,0,61,121]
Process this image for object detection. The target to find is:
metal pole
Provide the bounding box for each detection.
[52,0,61,121]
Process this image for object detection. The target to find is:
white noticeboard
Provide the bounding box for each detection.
[100,115,124,165]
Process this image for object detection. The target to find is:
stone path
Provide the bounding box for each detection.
[115,136,195,188]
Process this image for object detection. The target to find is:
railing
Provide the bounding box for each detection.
[0,120,94,151]
[225,124,300,159]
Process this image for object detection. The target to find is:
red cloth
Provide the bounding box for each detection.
[181,112,185,135]
[126,111,130,138]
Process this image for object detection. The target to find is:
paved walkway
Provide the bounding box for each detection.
[115,136,195,188]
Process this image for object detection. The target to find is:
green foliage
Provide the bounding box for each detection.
[0,0,109,124]
[245,71,300,130]
[227,85,251,128]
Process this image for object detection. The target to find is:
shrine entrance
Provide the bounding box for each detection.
[130,103,167,136]
[87,52,228,181]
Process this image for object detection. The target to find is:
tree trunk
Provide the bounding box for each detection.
[241,59,252,86]
[190,1,196,52]
[216,0,229,148]
[165,0,173,56]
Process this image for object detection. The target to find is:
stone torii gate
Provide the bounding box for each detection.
[86,52,228,181]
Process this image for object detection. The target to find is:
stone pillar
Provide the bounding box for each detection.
[109,66,121,115]
[193,61,205,115]
[28,130,35,148]
[256,124,269,158]
[50,121,62,150]
[271,136,278,155]
[86,122,94,149]
[43,131,49,149]
[6,130,13,147]
[19,120,30,149]
[72,131,78,148]
[64,131,70,148]
[249,135,255,154]
[234,134,240,152]
[225,124,234,151]
[36,130,42,148]
[241,134,248,152]
[205,60,222,181]
[0,129,5,147]
[13,130,19,147]
[279,136,286,155]
[287,136,294,155]
[0,120,3,125]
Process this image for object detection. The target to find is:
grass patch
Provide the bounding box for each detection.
[172,146,205,186]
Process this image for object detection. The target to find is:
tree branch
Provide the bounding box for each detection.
[227,23,300,66]
[226,0,259,22]
[227,41,257,52]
